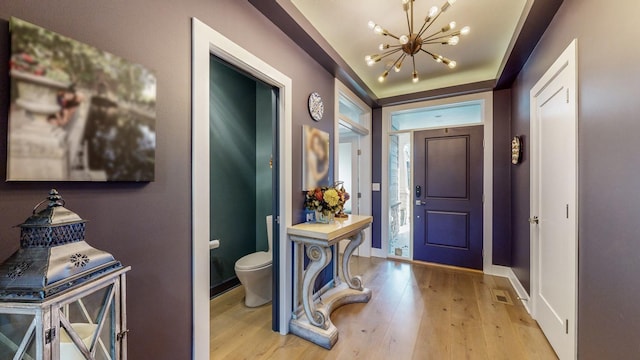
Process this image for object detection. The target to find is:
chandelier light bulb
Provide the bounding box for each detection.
[374,25,384,35]
[448,60,457,69]
[394,62,402,72]
[436,55,443,63]
[448,36,460,45]
[368,21,376,30]
[399,35,409,45]
[402,0,410,12]
[365,55,378,66]
[378,70,389,83]
[442,21,456,32]
[429,6,439,17]
[379,43,388,51]
[412,71,419,83]
[460,26,471,36]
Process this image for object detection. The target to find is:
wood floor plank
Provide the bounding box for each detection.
[412,265,453,359]
[210,258,556,360]
[450,272,489,360]
[493,277,558,359]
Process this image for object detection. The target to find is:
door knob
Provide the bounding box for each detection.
[528,216,539,224]
[415,200,426,206]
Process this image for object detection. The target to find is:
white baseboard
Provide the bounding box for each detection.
[371,248,386,259]
[483,264,511,277]
[506,268,531,314]
[484,265,531,314]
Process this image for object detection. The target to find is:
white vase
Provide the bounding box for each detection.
[315,210,334,224]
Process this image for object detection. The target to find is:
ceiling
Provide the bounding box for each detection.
[289,0,532,99]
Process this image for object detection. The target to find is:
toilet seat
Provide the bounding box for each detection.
[235,251,272,271]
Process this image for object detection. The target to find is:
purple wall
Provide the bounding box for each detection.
[0,1,335,359]
[510,0,640,357]
[492,89,512,266]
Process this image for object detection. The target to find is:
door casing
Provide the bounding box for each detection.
[334,80,372,258]
[530,39,578,359]
[192,17,294,360]
[380,92,498,273]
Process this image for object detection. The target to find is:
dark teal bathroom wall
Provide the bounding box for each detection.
[209,57,258,288]
[255,83,273,252]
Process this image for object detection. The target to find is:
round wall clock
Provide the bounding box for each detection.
[308,92,324,121]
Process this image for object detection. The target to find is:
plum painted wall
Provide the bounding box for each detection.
[0,1,334,358]
[510,0,640,357]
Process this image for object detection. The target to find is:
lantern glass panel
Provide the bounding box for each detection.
[0,313,37,359]
[58,284,116,360]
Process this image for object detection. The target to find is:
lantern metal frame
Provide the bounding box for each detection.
[0,267,129,360]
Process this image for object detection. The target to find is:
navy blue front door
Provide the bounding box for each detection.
[413,126,483,269]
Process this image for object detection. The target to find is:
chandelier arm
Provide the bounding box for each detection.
[383,32,400,40]
[405,7,411,35]
[416,19,430,39]
[420,49,453,66]
[412,55,417,74]
[410,0,414,34]
[425,33,457,42]
[388,53,405,71]
[377,48,403,61]
[423,29,453,42]
[380,48,402,57]
[417,9,444,38]
[420,49,441,60]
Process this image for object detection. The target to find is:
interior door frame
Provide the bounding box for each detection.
[530,38,578,359]
[334,80,372,257]
[380,92,497,273]
[191,17,293,360]
[338,136,359,214]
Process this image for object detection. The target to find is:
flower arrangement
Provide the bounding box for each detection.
[305,183,350,223]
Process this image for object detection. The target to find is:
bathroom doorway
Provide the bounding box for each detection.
[208,56,278,298]
[192,19,294,358]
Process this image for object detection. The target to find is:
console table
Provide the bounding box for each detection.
[288,215,373,349]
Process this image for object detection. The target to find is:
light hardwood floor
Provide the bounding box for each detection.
[210,257,557,359]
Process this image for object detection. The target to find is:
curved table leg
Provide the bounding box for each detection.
[301,244,332,329]
[341,230,364,291]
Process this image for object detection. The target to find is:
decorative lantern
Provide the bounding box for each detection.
[0,189,130,359]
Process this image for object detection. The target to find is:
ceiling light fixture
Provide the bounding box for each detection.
[365,0,470,84]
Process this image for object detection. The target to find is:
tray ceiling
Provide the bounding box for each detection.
[290,0,532,99]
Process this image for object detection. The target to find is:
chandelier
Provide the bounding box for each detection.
[365,0,470,84]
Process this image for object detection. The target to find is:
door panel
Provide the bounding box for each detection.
[532,58,577,359]
[414,126,483,269]
[426,137,468,199]
[425,211,469,248]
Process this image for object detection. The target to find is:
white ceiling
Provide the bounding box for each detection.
[290,0,532,99]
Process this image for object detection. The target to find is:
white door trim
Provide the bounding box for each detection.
[380,92,495,272]
[334,80,372,257]
[191,18,293,360]
[530,39,578,359]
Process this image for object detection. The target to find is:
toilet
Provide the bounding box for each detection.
[234,215,273,307]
